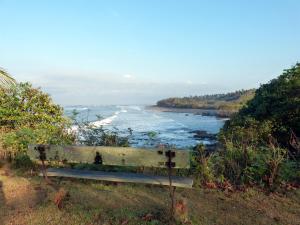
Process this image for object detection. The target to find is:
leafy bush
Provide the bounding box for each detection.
[191,144,214,184]
[223,63,300,152]
[216,64,300,188]
[2,128,35,153]
[210,144,254,185]
[0,82,75,157]
[279,160,299,183]
[211,139,298,189]
[220,117,273,148]
[243,146,288,187]
[13,154,34,169]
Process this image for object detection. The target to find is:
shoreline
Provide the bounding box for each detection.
[146,105,233,118]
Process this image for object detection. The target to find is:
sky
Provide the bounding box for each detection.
[0,0,299,105]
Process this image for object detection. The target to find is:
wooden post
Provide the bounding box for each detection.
[35,145,49,183]
[166,150,176,224]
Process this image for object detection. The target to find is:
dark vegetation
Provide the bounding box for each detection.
[156,89,255,116]
[195,63,300,190]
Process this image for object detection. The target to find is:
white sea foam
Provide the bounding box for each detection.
[64,105,225,148]
[176,122,186,127]
[67,125,79,134]
[117,105,139,111]
[66,107,88,111]
[90,115,117,127]
[128,106,141,111]
[89,109,128,127]
[115,105,128,113]
[152,114,162,119]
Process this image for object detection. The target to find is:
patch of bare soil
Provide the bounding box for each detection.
[0,164,47,225]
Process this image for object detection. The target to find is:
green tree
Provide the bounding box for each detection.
[217,64,300,186]
[0,82,74,156]
[223,63,300,151]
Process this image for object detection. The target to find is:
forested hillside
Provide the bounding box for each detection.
[222,63,300,151]
[217,63,300,187]
[156,89,255,112]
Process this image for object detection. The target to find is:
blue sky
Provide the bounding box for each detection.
[0,0,299,105]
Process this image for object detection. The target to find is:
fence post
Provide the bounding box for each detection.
[35,145,49,182]
[166,149,176,224]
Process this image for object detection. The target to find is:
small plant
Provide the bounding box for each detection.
[192,144,214,185]
[54,188,70,209]
[174,199,189,224]
[13,154,34,169]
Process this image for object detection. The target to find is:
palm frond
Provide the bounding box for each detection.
[0,68,16,88]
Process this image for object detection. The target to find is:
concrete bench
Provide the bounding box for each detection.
[28,145,193,188]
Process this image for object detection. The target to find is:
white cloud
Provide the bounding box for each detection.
[123,74,134,79]
[186,80,208,85]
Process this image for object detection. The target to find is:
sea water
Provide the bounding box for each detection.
[64,105,226,148]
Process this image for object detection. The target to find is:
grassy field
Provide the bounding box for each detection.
[1,163,300,225]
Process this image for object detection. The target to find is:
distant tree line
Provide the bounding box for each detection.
[156,89,255,112]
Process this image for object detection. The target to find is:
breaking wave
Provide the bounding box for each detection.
[65,107,88,111]
[90,115,117,127]
[89,109,127,127]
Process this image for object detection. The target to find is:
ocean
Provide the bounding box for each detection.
[64,105,227,149]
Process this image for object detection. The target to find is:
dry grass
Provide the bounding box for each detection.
[0,163,299,225]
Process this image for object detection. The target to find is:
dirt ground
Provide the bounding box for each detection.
[0,163,300,225]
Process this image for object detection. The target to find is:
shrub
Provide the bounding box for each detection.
[13,154,34,169]
[0,82,75,157]
[2,128,35,154]
[278,158,299,184]
[211,145,253,185]
[216,64,300,188]
[222,63,300,153]
[192,144,215,184]
[211,140,297,189]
